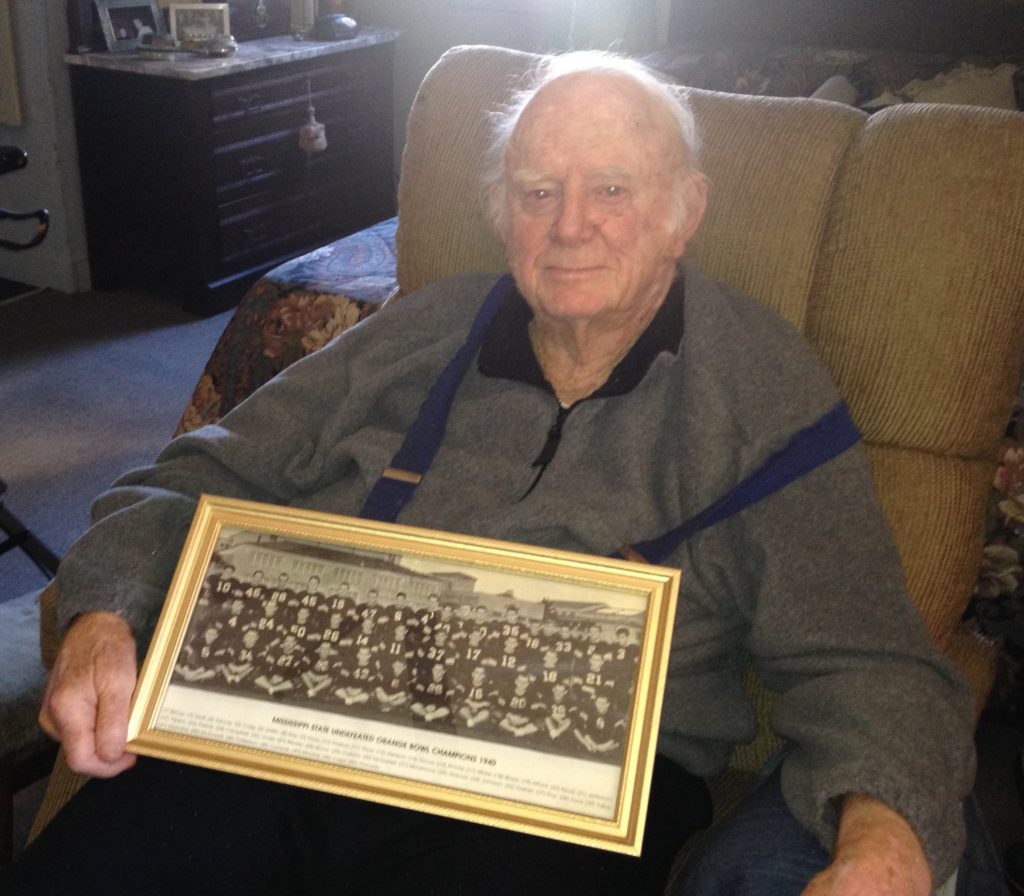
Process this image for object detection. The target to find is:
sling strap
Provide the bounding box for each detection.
[359,275,862,563]
[615,401,860,565]
[359,274,516,523]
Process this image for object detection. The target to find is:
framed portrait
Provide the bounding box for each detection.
[95,0,167,51]
[128,495,680,855]
[168,2,230,45]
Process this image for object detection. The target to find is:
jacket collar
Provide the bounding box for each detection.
[477,274,685,399]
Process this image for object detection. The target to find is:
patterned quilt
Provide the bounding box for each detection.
[175,217,398,436]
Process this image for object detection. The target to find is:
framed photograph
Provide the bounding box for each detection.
[128,495,680,855]
[167,2,230,45]
[95,0,167,52]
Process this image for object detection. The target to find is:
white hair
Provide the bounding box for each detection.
[481,50,703,234]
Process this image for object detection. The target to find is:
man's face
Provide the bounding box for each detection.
[502,73,700,327]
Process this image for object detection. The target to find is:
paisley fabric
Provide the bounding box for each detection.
[175,218,397,436]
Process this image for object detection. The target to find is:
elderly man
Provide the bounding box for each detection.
[2,52,973,895]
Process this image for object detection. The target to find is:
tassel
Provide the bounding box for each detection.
[298,79,327,155]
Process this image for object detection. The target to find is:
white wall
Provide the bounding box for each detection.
[0,0,89,292]
[350,0,671,173]
[350,0,553,173]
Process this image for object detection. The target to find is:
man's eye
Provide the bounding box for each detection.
[600,185,627,199]
[526,188,552,202]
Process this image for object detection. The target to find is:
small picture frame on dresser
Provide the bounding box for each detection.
[168,3,231,46]
[95,0,168,52]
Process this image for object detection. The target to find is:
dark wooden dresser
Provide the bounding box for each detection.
[66,30,397,313]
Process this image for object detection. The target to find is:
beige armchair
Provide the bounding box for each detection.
[31,43,1024,865]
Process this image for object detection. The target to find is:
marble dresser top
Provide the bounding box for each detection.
[65,28,398,81]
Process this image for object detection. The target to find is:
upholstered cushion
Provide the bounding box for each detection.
[397,45,529,294]
[681,89,865,329]
[809,103,1024,664]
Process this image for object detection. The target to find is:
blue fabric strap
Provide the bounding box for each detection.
[359,273,860,565]
[618,401,861,565]
[359,274,516,523]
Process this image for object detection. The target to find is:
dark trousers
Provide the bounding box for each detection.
[1,754,711,895]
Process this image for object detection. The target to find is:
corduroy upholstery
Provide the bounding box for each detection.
[31,45,1024,869]
[398,44,1024,757]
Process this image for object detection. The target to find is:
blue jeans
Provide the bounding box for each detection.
[672,767,1006,896]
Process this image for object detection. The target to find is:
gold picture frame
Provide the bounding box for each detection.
[167,2,230,45]
[128,495,680,855]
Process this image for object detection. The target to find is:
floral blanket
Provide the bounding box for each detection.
[175,217,397,436]
[969,428,1024,724]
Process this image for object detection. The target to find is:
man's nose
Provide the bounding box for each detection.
[553,190,597,243]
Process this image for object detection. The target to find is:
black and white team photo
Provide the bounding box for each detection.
[171,529,646,764]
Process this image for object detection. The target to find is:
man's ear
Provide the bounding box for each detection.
[672,172,708,257]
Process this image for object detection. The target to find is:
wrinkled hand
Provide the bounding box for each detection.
[39,611,139,778]
[802,794,932,896]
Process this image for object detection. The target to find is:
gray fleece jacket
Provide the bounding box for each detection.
[56,264,975,881]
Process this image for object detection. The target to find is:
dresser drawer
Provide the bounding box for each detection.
[69,31,397,313]
[215,170,386,268]
[213,99,381,195]
[211,49,382,139]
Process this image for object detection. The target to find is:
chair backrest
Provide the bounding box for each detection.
[396,44,1024,707]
